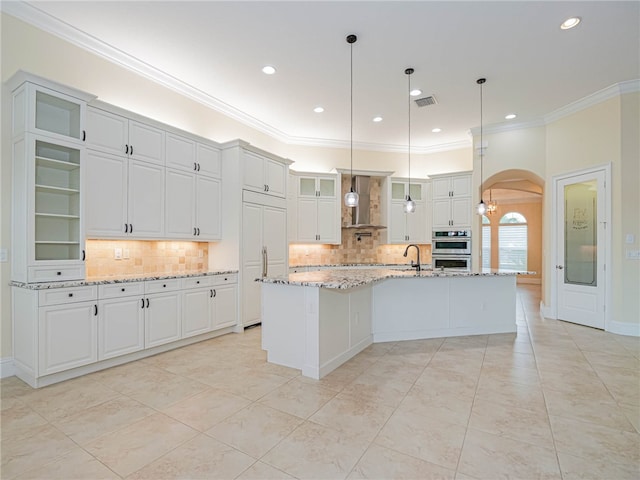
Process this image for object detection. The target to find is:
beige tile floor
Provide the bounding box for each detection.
[2,285,639,479]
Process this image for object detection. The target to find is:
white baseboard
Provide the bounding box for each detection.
[607,320,640,337]
[1,358,15,379]
[539,301,554,320]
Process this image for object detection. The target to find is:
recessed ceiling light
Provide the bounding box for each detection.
[505,113,517,120]
[432,128,442,133]
[313,106,324,113]
[410,89,422,97]
[560,17,581,30]
[262,65,276,75]
[372,116,383,123]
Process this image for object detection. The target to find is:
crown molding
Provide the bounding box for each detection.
[544,80,640,124]
[469,118,546,137]
[286,135,471,154]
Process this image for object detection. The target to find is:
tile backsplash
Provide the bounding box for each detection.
[85,240,209,278]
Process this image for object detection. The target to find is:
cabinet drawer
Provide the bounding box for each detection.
[145,278,180,293]
[212,273,238,286]
[28,266,85,283]
[39,286,97,306]
[98,282,144,299]
[181,276,215,289]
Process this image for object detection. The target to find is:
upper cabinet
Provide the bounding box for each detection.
[86,107,164,165]
[84,103,222,240]
[243,150,287,198]
[386,179,431,244]
[432,173,471,199]
[431,172,472,228]
[291,173,341,244]
[12,81,93,144]
[166,133,221,178]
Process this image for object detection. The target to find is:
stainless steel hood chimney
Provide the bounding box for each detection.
[344,176,387,229]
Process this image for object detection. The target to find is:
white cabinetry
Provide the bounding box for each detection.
[431,173,472,228]
[180,274,237,337]
[144,279,182,348]
[10,75,95,283]
[86,107,164,165]
[242,195,287,327]
[85,149,164,238]
[243,150,287,197]
[165,167,221,240]
[166,133,221,177]
[291,173,340,244]
[97,283,145,360]
[386,179,431,244]
[216,141,292,330]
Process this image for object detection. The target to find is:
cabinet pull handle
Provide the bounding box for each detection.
[266,185,270,192]
[82,130,86,142]
[146,298,150,308]
[194,227,197,236]
[94,305,98,316]
[68,293,73,297]
[56,271,62,276]
[141,298,145,309]
[213,289,217,298]
[130,145,133,155]
[126,145,129,155]
[197,228,200,236]
[125,223,128,233]
[197,163,200,172]
[130,224,133,233]
[82,250,86,261]
[194,162,197,171]
[210,289,214,298]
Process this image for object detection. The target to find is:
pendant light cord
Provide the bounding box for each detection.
[477,78,486,203]
[407,69,411,195]
[350,38,353,184]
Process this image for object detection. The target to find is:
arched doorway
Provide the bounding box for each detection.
[480,170,543,286]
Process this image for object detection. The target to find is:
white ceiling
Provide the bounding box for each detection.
[8,1,640,153]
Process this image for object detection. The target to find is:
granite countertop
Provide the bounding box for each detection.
[258,267,533,290]
[10,270,239,290]
[289,263,422,268]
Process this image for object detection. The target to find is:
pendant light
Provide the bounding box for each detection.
[476,77,487,215]
[404,68,416,214]
[344,34,359,208]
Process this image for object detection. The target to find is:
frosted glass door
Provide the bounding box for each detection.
[556,170,606,329]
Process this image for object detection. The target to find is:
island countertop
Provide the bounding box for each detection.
[257,267,532,290]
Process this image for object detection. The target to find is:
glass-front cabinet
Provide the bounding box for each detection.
[10,75,93,283]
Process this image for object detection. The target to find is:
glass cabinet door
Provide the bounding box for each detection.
[298,177,317,196]
[318,178,335,197]
[32,85,85,142]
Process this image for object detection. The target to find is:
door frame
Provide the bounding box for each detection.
[550,163,612,329]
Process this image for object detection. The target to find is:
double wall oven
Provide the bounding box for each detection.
[432,230,471,271]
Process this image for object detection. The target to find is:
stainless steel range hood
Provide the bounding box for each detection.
[344,175,387,229]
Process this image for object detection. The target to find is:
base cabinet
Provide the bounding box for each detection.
[144,291,182,349]
[98,293,145,361]
[39,300,98,376]
[11,273,238,388]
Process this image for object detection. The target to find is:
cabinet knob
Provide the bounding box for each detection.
[56,271,62,276]
[163,284,166,288]
[68,293,73,297]
[121,288,125,292]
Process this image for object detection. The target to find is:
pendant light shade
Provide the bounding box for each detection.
[476,77,487,216]
[404,68,416,214]
[344,34,359,208]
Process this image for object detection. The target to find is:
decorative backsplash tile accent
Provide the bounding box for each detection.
[85,240,209,279]
[290,174,431,266]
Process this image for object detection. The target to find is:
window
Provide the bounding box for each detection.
[482,215,491,269]
[499,212,527,271]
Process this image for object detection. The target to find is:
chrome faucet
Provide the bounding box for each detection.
[403,244,421,272]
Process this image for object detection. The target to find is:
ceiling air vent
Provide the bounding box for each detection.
[415,95,437,107]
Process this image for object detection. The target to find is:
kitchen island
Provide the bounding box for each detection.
[259,268,526,379]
